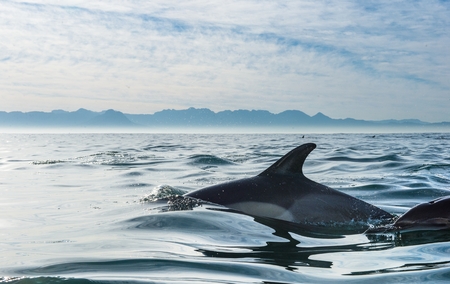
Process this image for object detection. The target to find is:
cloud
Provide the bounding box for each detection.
[0,0,449,122]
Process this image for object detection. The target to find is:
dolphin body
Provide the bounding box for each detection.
[366,196,450,233]
[185,143,393,229]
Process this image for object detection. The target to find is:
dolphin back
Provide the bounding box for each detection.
[392,196,450,231]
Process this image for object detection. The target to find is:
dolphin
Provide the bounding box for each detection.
[366,196,450,233]
[184,143,393,228]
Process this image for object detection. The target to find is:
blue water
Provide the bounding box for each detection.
[1,133,450,283]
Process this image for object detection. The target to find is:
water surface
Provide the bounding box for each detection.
[1,133,450,283]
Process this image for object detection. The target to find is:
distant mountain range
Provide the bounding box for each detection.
[0,108,449,131]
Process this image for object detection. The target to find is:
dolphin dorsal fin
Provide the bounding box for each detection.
[259,143,316,177]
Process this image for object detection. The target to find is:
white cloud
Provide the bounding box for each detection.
[0,0,449,122]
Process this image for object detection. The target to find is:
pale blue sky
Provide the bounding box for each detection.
[1,0,449,122]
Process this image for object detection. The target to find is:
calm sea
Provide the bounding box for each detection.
[1,133,449,283]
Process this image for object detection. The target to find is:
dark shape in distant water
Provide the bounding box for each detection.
[185,143,450,234]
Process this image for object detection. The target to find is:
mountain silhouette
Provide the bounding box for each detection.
[86,109,136,127]
[0,107,449,130]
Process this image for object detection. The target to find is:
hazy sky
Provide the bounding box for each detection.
[1,0,449,122]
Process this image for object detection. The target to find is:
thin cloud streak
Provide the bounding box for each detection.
[1,0,449,122]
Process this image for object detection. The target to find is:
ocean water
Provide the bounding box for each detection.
[1,132,450,283]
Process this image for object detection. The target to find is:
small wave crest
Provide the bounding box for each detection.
[188,154,234,166]
[32,160,65,165]
[140,184,187,202]
[77,151,139,165]
[140,185,216,212]
[408,163,450,173]
[325,154,405,163]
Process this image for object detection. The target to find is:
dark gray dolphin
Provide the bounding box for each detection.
[185,143,393,227]
[367,196,450,233]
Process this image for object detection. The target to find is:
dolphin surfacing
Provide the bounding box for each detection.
[366,196,450,233]
[185,143,393,227]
